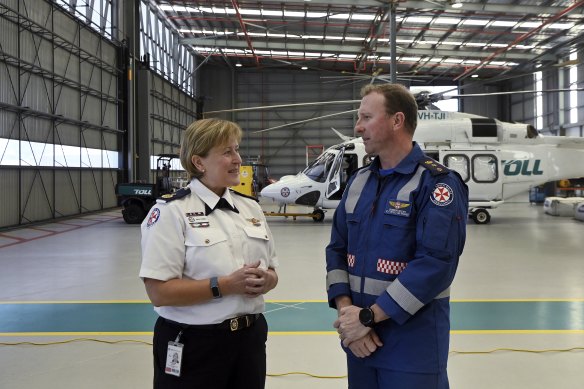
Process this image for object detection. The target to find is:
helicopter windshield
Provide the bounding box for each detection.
[302,151,336,183]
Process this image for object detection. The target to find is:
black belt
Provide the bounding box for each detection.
[162,314,260,332]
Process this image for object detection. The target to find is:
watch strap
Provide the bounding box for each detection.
[210,276,222,299]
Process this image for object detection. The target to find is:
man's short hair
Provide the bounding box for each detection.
[360,84,418,134]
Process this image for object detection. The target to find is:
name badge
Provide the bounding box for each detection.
[385,200,412,217]
[187,215,210,228]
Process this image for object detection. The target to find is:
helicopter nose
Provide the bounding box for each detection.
[260,183,289,201]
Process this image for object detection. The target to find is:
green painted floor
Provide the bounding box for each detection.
[1,300,583,335]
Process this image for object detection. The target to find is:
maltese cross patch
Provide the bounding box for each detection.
[431,183,454,206]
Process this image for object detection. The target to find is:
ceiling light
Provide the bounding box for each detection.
[301,66,308,70]
[451,0,463,8]
[235,62,242,67]
[471,74,479,78]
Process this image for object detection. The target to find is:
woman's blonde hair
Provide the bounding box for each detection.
[180,118,243,180]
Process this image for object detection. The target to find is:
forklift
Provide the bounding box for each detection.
[115,154,183,224]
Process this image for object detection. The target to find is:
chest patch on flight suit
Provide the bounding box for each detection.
[385,200,412,217]
[431,183,454,206]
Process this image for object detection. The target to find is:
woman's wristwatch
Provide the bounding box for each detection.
[210,276,222,299]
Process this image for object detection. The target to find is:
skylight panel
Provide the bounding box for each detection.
[491,21,518,27]
[548,22,574,29]
[433,17,461,25]
[329,13,375,21]
[404,16,433,24]
[238,9,261,16]
[462,19,489,26]
[284,11,305,17]
[261,10,282,17]
[440,41,463,46]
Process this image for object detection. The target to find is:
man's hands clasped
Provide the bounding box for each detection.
[334,305,383,358]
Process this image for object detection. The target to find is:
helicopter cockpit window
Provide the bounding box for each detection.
[444,154,469,182]
[363,154,375,166]
[303,152,335,183]
[472,155,498,183]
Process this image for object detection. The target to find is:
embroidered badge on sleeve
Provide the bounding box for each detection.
[431,183,454,206]
[146,208,161,227]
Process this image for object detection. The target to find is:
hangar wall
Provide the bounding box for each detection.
[136,64,199,184]
[0,0,121,229]
[201,67,363,178]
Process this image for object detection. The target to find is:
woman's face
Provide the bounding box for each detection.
[193,137,242,196]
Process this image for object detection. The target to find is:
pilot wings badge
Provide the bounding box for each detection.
[385,200,412,217]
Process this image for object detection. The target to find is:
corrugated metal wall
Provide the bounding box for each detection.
[147,71,198,183]
[0,0,121,229]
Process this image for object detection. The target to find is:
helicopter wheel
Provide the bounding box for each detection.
[471,208,491,225]
[312,209,325,222]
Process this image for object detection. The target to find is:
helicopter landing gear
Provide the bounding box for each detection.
[470,208,491,225]
[311,208,325,222]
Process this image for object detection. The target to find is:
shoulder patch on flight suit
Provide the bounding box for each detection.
[157,187,191,202]
[418,156,450,176]
[230,189,259,202]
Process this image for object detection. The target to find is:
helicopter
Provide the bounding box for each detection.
[258,109,584,224]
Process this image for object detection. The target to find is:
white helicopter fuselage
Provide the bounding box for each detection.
[259,111,584,223]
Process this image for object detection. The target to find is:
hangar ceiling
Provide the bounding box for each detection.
[148,0,584,83]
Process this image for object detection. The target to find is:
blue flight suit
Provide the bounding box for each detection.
[326,142,468,383]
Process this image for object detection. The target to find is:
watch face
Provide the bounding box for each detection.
[359,308,374,326]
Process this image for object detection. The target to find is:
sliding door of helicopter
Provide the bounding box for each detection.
[325,147,345,200]
[442,152,502,202]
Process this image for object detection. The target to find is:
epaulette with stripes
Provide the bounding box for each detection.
[230,188,259,202]
[418,156,450,176]
[158,187,191,202]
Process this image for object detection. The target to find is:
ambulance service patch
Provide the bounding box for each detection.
[146,207,161,227]
[431,183,454,206]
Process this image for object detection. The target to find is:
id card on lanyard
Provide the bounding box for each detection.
[165,330,184,377]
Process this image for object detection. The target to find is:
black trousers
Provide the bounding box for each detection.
[152,315,268,389]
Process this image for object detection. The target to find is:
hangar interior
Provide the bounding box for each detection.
[1,0,584,388]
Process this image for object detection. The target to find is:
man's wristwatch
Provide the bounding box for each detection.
[359,306,376,327]
[210,276,222,299]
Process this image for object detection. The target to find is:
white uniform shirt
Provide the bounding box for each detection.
[139,179,279,325]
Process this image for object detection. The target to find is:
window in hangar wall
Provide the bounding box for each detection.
[0,139,119,169]
[54,0,113,39]
[139,1,196,96]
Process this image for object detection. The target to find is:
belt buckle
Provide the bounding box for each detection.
[230,318,239,331]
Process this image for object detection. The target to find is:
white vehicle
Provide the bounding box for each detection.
[574,202,584,222]
[260,111,584,224]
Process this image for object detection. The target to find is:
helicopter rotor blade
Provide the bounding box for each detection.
[253,109,357,133]
[205,100,360,115]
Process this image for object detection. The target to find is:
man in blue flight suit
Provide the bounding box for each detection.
[326,83,468,389]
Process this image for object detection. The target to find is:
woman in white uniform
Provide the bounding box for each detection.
[140,118,279,389]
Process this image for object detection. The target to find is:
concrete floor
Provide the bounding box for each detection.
[1,200,584,388]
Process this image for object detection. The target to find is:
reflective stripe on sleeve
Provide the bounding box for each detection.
[387,279,424,315]
[348,276,451,303]
[326,269,350,290]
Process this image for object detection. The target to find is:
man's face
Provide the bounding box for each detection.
[355,92,394,155]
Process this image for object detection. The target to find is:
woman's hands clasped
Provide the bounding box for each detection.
[225,261,276,297]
